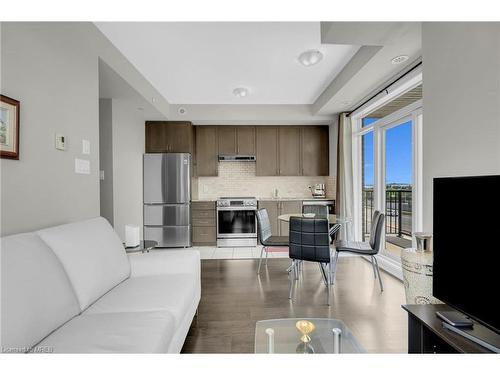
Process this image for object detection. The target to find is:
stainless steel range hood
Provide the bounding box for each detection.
[218,155,256,162]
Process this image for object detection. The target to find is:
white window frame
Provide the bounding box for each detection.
[351,83,423,277]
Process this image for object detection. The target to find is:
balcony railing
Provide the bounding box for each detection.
[362,188,412,240]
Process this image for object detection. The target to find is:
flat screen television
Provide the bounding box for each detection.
[433,175,500,334]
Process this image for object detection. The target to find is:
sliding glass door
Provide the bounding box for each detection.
[354,100,422,265]
[361,119,376,241]
[382,120,413,259]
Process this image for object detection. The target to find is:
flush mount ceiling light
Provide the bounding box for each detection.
[391,55,409,64]
[298,49,323,67]
[233,87,249,98]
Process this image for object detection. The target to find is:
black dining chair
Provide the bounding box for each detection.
[302,204,341,244]
[302,204,328,218]
[256,208,289,274]
[332,210,386,291]
[288,217,333,305]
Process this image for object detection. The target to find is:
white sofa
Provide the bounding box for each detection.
[0,217,200,353]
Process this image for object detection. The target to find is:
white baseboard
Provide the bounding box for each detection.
[362,254,403,281]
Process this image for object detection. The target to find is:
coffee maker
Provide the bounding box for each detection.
[308,184,326,198]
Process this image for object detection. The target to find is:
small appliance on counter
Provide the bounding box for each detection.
[308,183,326,199]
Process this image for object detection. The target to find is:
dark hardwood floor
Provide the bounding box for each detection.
[181,256,407,353]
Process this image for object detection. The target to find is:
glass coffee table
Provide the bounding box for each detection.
[124,240,158,254]
[255,318,365,353]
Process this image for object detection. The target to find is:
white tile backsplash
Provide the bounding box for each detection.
[196,162,335,200]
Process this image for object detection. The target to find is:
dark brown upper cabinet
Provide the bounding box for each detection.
[301,126,329,176]
[145,121,194,153]
[217,127,236,155]
[278,127,301,176]
[256,127,279,176]
[217,126,256,155]
[195,126,218,177]
[236,126,255,155]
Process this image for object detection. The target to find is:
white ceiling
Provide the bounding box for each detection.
[95,22,359,105]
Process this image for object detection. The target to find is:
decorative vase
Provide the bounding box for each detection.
[295,320,315,343]
[401,233,441,305]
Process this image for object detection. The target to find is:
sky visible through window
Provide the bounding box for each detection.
[363,118,412,187]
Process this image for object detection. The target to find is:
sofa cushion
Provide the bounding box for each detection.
[84,273,200,325]
[128,250,200,278]
[33,311,175,353]
[37,217,131,310]
[1,233,80,352]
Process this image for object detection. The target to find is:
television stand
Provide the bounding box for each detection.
[402,304,500,353]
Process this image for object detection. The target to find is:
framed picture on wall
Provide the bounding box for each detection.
[1,95,20,160]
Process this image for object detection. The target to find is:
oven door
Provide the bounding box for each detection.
[217,207,257,238]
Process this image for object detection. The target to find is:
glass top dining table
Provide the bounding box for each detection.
[277,213,350,224]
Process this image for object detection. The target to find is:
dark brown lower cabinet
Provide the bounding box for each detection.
[257,201,279,236]
[192,201,216,246]
[278,200,302,236]
[258,200,302,238]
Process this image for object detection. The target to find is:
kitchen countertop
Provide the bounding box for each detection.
[257,197,335,201]
[192,197,335,202]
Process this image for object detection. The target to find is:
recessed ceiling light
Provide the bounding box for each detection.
[178,107,187,115]
[233,87,249,98]
[298,49,323,67]
[391,55,409,64]
[151,97,157,103]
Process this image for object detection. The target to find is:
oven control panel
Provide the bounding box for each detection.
[217,197,257,208]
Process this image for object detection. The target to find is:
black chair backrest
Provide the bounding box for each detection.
[302,204,328,218]
[256,209,272,244]
[289,217,330,263]
[369,210,385,253]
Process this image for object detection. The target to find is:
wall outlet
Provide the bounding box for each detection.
[55,134,66,151]
[82,139,90,155]
[99,170,105,180]
[75,158,90,175]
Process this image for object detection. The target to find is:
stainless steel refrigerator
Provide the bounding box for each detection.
[143,153,191,248]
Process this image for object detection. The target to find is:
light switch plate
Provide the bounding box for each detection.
[75,158,90,175]
[99,170,105,180]
[82,139,90,155]
[55,134,66,151]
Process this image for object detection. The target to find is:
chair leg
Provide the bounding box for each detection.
[326,262,331,306]
[265,248,269,266]
[370,256,378,279]
[294,260,300,280]
[318,262,328,286]
[373,256,384,292]
[331,251,339,285]
[288,260,296,300]
[257,247,265,274]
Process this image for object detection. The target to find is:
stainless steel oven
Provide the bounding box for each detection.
[217,197,257,247]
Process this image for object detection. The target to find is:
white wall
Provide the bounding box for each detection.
[0,22,169,236]
[1,23,100,235]
[110,99,146,240]
[99,99,114,225]
[422,22,500,231]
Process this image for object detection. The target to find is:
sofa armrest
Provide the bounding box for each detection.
[128,250,200,278]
